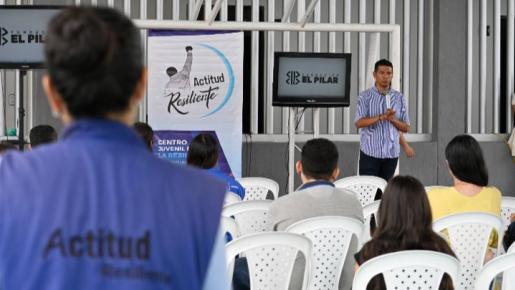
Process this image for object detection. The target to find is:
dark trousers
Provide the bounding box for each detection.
[359,151,398,183]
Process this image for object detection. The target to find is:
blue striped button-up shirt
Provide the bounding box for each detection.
[354,86,410,159]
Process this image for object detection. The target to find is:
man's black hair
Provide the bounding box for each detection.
[133,122,154,151]
[374,59,393,72]
[29,125,58,148]
[187,134,219,169]
[301,138,339,180]
[44,6,143,118]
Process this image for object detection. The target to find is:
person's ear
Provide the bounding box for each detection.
[331,167,340,181]
[296,160,302,176]
[42,75,65,119]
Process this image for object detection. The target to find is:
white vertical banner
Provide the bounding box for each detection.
[147,31,244,177]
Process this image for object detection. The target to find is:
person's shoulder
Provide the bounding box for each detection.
[482,186,502,199]
[359,87,376,98]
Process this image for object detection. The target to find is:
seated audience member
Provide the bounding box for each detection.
[427,134,501,256]
[355,175,456,290]
[504,213,515,251]
[233,138,363,290]
[0,7,229,290]
[187,133,245,199]
[29,124,58,149]
[133,122,153,151]
[0,141,17,165]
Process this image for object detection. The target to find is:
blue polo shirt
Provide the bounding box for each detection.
[0,119,227,290]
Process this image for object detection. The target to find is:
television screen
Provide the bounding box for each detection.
[0,6,61,69]
[273,52,351,107]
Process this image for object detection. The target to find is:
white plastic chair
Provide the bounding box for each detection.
[237,177,280,201]
[362,200,380,246]
[222,200,272,236]
[285,216,363,290]
[501,196,515,231]
[353,250,461,290]
[226,232,312,290]
[432,212,504,290]
[334,175,386,207]
[475,252,515,290]
[224,191,242,205]
[221,216,240,241]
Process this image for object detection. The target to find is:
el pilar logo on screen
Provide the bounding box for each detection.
[286,70,340,85]
[0,27,45,46]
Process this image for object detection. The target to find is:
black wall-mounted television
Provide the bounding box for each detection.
[0,6,61,69]
[273,52,351,107]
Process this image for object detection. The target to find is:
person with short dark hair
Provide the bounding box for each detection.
[355,175,456,290]
[29,124,57,149]
[427,134,501,259]
[133,122,153,151]
[233,138,363,290]
[355,59,410,181]
[0,7,229,290]
[0,141,17,154]
[187,133,245,199]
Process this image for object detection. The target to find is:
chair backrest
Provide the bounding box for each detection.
[362,200,381,246]
[221,216,240,241]
[226,232,312,290]
[224,191,242,205]
[432,212,504,290]
[334,175,386,207]
[352,250,461,290]
[503,244,515,290]
[286,216,363,290]
[501,196,515,230]
[475,252,515,290]
[222,200,272,236]
[238,177,280,201]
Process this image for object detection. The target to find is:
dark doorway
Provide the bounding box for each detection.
[500,16,515,132]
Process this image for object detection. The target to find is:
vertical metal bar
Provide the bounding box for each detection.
[312,0,321,137]
[251,0,259,134]
[189,0,196,20]
[141,0,148,19]
[297,0,305,132]
[75,0,81,5]
[266,0,275,133]
[173,0,180,20]
[374,0,381,23]
[389,0,396,57]
[428,0,434,133]
[204,0,212,20]
[507,0,514,130]
[157,0,164,20]
[139,0,148,122]
[288,107,295,194]
[417,0,424,133]
[493,0,500,133]
[282,0,293,134]
[108,0,114,7]
[479,0,486,133]
[467,0,473,133]
[403,0,410,112]
[327,0,337,134]
[391,28,401,95]
[359,0,367,94]
[236,0,243,21]
[300,0,320,27]
[124,0,131,16]
[343,0,351,134]
[220,0,228,21]
[91,0,97,6]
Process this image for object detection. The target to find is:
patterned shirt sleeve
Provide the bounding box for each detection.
[354,94,368,123]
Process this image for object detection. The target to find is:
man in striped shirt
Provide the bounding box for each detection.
[354,59,410,181]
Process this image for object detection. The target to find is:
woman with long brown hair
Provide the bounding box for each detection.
[354,175,456,290]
